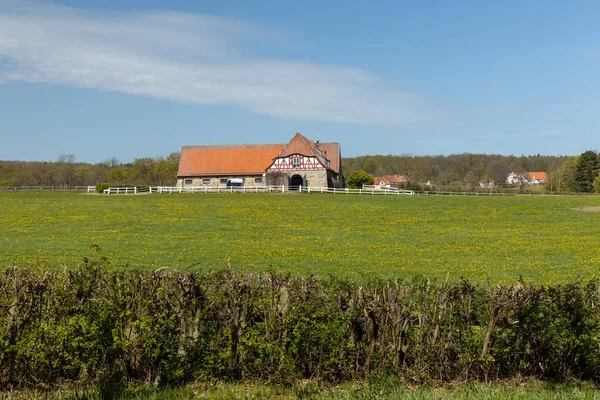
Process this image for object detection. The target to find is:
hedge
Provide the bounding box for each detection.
[1,260,600,389]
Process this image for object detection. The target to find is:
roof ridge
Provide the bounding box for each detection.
[274,132,316,158]
[182,143,286,149]
[182,141,339,149]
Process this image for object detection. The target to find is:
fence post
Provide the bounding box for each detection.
[308,186,311,193]
[282,185,285,193]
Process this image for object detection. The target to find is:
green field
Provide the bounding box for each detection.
[2,192,600,283]
[5,381,599,400]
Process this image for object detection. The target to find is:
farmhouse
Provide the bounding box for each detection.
[371,175,407,189]
[506,171,548,186]
[177,133,344,189]
[526,172,548,185]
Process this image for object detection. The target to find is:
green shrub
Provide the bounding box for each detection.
[95,183,111,193]
[347,171,374,188]
[1,264,599,388]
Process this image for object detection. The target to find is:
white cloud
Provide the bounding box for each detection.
[0,0,432,124]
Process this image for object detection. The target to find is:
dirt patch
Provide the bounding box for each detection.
[574,206,600,212]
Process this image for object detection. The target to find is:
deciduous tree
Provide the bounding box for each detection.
[347,170,374,188]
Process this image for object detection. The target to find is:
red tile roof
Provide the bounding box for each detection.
[372,175,405,185]
[177,133,342,177]
[527,172,548,181]
[319,142,341,174]
[276,133,318,158]
[178,144,284,176]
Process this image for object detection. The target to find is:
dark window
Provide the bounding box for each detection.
[184,179,193,185]
[255,177,263,183]
[202,178,211,185]
[220,178,228,184]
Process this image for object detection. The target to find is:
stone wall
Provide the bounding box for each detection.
[303,170,329,188]
[177,175,264,187]
[177,170,344,189]
[283,170,328,188]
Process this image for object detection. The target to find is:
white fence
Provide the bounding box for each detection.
[103,187,146,194]
[154,185,285,194]
[2,185,586,197]
[293,186,414,195]
[0,186,92,192]
[100,185,415,196]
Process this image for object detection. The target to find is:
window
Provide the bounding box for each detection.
[291,157,301,167]
[255,177,263,183]
[220,178,228,184]
[202,178,211,185]
[184,179,193,185]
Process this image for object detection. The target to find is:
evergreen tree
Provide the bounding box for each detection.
[571,150,599,192]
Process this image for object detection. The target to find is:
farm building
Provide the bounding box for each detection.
[506,171,548,186]
[177,133,344,189]
[371,175,408,189]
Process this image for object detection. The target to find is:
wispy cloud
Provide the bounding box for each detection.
[0,0,432,124]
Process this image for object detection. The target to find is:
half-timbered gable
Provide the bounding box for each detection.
[177,133,344,189]
[265,133,341,188]
[269,154,327,171]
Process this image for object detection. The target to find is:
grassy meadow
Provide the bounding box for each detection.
[2,191,600,283]
[4,381,599,400]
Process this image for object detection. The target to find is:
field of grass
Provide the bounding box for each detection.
[2,191,600,283]
[4,381,599,399]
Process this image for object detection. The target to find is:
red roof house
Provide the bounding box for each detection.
[177,133,343,189]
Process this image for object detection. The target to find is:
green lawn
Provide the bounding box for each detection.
[2,192,600,283]
[4,381,599,399]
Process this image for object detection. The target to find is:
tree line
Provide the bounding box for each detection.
[343,153,565,187]
[343,151,600,192]
[0,153,180,187]
[547,150,600,193]
[2,150,599,193]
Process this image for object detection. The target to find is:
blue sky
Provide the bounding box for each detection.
[1,0,599,163]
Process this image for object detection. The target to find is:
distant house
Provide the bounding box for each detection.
[506,172,527,185]
[526,172,547,185]
[370,175,407,189]
[176,132,344,189]
[506,171,548,186]
[479,179,494,188]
